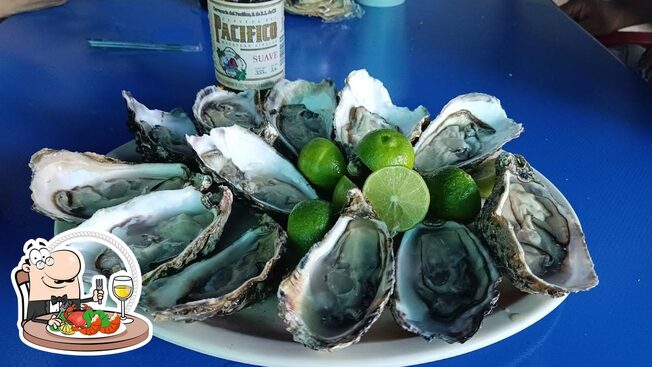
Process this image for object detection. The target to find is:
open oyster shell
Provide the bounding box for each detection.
[141,211,287,321]
[75,186,233,280]
[187,125,318,214]
[264,79,337,157]
[414,93,523,176]
[477,152,598,297]
[285,0,364,22]
[123,91,198,165]
[392,222,500,344]
[192,86,265,136]
[334,69,429,147]
[278,189,395,351]
[29,149,208,223]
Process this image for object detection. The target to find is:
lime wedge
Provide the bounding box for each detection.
[362,166,430,233]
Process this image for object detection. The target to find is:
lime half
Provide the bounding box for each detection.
[362,166,430,233]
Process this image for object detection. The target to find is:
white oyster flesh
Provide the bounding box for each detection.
[278,189,394,351]
[29,149,195,223]
[477,153,598,297]
[141,213,286,321]
[74,187,232,281]
[192,86,264,134]
[284,0,364,22]
[123,91,198,164]
[393,222,500,344]
[187,125,318,214]
[414,93,523,175]
[334,69,429,147]
[264,79,337,156]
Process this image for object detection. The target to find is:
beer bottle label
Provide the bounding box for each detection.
[208,0,285,91]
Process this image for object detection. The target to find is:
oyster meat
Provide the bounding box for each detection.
[278,189,394,350]
[264,79,337,156]
[141,212,286,321]
[414,93,523,176]
[29,149,207,223]
[187,125,318,214]
[76,186,233,279]
[123,91,198,165]
[192,86,264,135]
[392,222,500,344]
[285,0,364,22]
[334,69,429,148]
[477,152,598,297]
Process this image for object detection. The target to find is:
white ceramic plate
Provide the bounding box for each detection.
[152,287,565,367]
[60,141,566,367]
[46,322,127,339]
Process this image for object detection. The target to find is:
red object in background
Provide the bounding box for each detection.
[597,32,652,46]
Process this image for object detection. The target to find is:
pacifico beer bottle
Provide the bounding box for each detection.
[208,0,285,92]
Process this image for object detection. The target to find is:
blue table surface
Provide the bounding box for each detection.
[1,0,651,365]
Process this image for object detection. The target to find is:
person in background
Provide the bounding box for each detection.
[560,0,652,82]
[0,0,66,19]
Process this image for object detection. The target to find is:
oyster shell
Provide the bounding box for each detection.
[278,189,394,351]
[334,69,429,147]
[414,93,523,175]
[285,0,364,22]
[141,212,286,321]
[75,186,232,280]
[264,79,337,156]
[29,149,207,223]
[123,91,198,165]
[477,152,598,297]
[192,86,264,135]
[187,125,318,214]
[392,222,500,343]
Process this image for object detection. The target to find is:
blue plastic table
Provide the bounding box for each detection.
[1,0,651,366]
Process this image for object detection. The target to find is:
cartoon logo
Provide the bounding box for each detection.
[11,229,152,355]
[217,46,247,81]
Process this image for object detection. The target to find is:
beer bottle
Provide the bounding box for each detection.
[207,0,285,95]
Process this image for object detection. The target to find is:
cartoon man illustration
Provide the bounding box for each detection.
[19,239,104,327]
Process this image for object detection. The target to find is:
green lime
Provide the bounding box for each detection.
[287,199,334,257]
[332,176,358,211]
[356,129,414,171]
[468,160,496,198]
[362,166,430,233]
[424,166,481,223]
[298,138,346,190]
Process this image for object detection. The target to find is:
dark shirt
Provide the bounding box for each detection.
[26,296,93,324]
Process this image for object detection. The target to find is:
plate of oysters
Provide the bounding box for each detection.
[31,70,598,367]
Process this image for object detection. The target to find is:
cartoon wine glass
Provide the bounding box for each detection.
[112,275,134,324]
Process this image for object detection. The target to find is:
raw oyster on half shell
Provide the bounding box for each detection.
[477,152,598,297]
[123,91,198,165]
[29,149,208,223]
[414,93,523,175]
[264,79,337,156]
[192,86,265,135]
[141,211,286,321]
[278,189,394,351]
[284,0,364,22]
[392,222,500,343]
[334,69,429,147]
[75,186,233,280]
[187,125,318,214]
